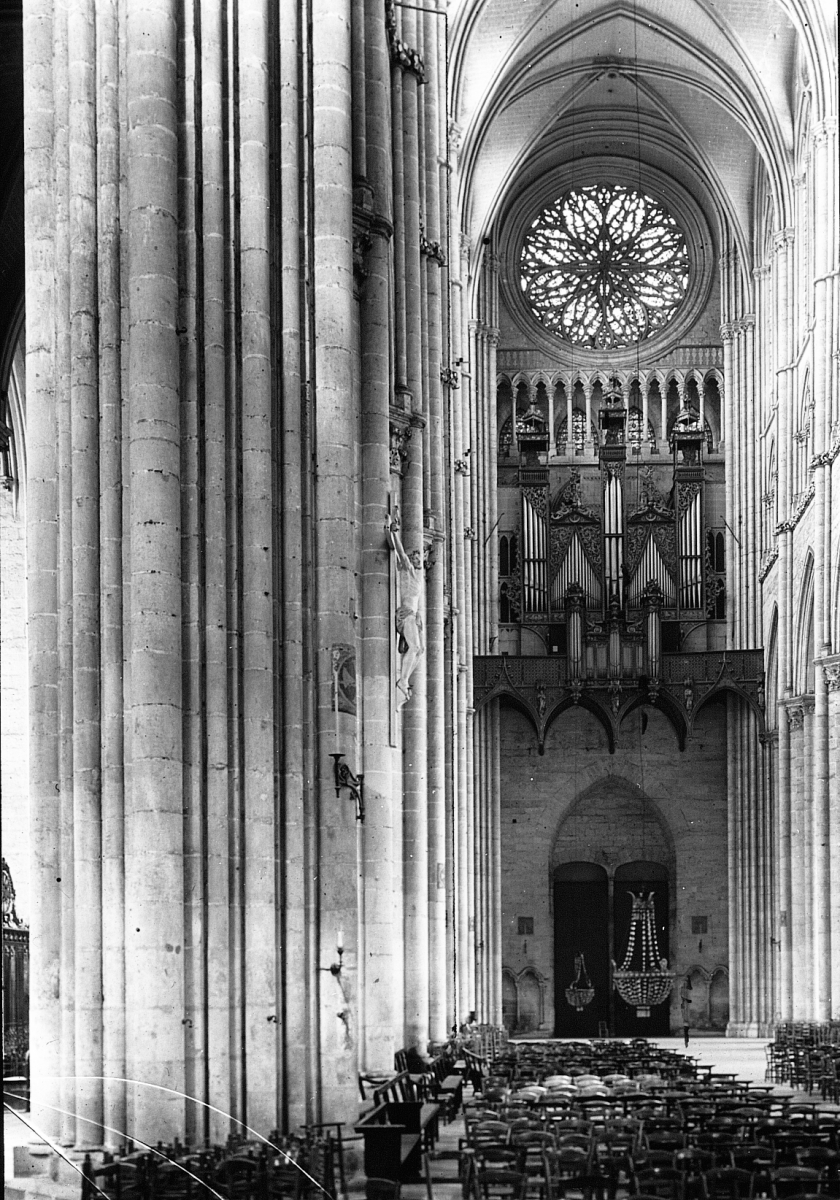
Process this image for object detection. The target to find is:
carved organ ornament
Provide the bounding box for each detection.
[501,388,722,691]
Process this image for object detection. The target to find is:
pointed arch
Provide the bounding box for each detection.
[544,696,615,755]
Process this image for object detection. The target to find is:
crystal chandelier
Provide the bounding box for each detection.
[613,890,674,1017]
[565,952,595,1011]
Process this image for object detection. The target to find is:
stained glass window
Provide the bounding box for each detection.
[520,185,690,349]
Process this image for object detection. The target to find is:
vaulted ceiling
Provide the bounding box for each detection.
[448,0,832,261]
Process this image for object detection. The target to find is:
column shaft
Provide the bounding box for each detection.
[24,0,62,1140]
[125,0,185,1139]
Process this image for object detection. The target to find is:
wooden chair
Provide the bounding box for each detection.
[474,1168,529,1200]
[768,1167,823,1199]
[702,1167,757,1200]
[631,1166,685,1200]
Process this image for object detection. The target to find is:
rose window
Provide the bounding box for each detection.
[520,185,690,349]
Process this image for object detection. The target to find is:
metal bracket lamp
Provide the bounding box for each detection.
[330,752,365,822]
[321,929,345,977]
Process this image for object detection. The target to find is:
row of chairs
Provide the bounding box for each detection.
[80,1129,342,1200]
[766,1045,840,1103]
[451,1042,840,1200]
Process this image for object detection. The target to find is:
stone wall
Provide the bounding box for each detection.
[499,698,729,1033]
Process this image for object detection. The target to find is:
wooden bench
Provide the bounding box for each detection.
[354,1072,440,1181]
[393,1049,463,1120]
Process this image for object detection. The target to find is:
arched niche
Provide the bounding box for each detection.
[502,968,518,1032]
[518,969,544,1032]
[686,967,709,1029]
[709,968,730,1030]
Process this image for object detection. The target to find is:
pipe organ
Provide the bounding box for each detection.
[497,379,725,668]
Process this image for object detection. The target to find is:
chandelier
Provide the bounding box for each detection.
[565,952,595,1011]
[613,890,674,1017]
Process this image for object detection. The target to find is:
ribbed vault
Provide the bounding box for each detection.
[449,0,819,261]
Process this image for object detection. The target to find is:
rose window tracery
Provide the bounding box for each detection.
[520,185,690,349]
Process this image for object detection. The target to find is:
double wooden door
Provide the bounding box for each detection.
[553,860,670,1037]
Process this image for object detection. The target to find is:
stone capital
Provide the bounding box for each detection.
[812,117,838,147]
[785,702,804,730]
[822,660,840,693]
[772,228,795,253]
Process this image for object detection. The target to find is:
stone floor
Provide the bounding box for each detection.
[2,1036,821,1200]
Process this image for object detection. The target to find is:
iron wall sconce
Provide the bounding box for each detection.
[321,930,345,976]
[330,752,365,822]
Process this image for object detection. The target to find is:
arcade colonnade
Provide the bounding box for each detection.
[22,0,501,1147]
[6,0,840,1157]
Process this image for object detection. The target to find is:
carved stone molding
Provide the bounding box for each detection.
[420,223,447,266]
[385,0,426,81]
[823,661,840,693]
[331,644,357,716]
[775,480,815,534]
[772,228,795,253]
[786,703,804,731]
[473,649,766,753]
[812,117,838,146]
[758,547,779,583]
[389,418,412,476]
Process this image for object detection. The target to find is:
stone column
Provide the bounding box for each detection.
[239,0,283,1130]
[312,0,362,1118]
[124,0,186,1140]
[23,0,62,1141]
[359,0,399,1075]
[421,0,449,1044]
[825,660,840,1019]
[742,316,757,645]
[97,0,126,1143]
[786,703,807,1019]
[55,0,77,1145]
[69,0,103,1142]
[776,703,793,1019]
[720,325,736,647]
[726,695,741,1030]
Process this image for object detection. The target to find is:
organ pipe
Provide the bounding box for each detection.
[552,533,602,608]
[679,489,703,610]
[604,471,624,606]
[628,535,676,606]
[643,582,664,680]
[522,491,547,612]
[565,584,585,678]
